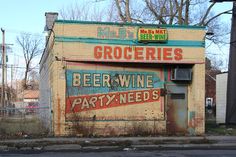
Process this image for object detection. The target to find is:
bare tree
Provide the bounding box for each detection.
[60,2,89,20]
[110,0,147,23]
[28,70,39,90]
[16,33,42,89]
[60,0,231,29]
[112,0,231,68]
[59,0,231,68]
[114,0,132,22]
[59,1,106,21]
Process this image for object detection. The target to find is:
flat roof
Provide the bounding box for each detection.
[55,20,205,30]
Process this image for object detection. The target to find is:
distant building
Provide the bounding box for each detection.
[216,73,228,124]
[23,90,39,102]
[14,90,39,110]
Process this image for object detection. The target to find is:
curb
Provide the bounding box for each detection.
[1,136,236,152]
[1,143,236,152]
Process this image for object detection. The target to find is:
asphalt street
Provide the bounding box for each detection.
[1,150,236,157]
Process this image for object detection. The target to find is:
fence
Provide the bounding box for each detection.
[0,106,50,139]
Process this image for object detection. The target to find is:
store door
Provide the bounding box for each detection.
[166,85,188,135]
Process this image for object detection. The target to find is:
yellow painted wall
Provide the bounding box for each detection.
[53,23,205,41]
[188,64,205,135]
[53,43,205,64]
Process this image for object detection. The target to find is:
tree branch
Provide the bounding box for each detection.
[199,2,216,26]
[115,0,126,22]
[125,0,132,22]
[185,0,190,25]
[204,9,232,26]
[145,0,167,24]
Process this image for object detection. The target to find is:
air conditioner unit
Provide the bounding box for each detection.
[171,68,192,81]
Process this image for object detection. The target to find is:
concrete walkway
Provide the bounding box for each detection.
[1,136,236,152]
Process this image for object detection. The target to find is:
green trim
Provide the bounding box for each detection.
[164,68,169,82]
[55,36,205,47]
[55,20,205,30]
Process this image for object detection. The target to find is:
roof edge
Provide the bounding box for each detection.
[55,20,205,30]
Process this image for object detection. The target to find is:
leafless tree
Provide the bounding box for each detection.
[60,0,231,69]
[59,1,106,21]
[16,33,42,89]
[60,0,231,30]
[113,0,231,41]
[113,0,231,69]
[60,2,89,20]
[28,70,39,90]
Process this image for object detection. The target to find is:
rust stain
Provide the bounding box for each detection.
[160,68,164,81]
[189,117,204,128]
[160,69,164,112]
[168,68,171,81]
[167,97,187,135]
[167,100,176,134]
[160,97,163,112]
[166,86,188,135]
[70,122,95,137]
[57,96,61,135]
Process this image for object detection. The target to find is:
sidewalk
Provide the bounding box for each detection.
[1,136,236,152]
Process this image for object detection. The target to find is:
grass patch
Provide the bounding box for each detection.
[0,116,49,139]
[205,119,236,135]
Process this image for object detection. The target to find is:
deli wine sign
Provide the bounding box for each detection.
[138,28,168,42]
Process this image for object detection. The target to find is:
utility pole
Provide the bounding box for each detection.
[11,64,13,90]
[210,0,236,124]
[1,28,5,112]
[226,2,236,124]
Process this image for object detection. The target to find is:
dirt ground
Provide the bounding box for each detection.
[0,115,49,139]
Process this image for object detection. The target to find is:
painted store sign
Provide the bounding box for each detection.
[138,28,168,42]
[94,46,182,61]
[65,69,164,115]
[97,27,135,40]
[55,24,205,64]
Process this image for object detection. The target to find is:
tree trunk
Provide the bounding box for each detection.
[185,0,190,25]
[23,63,29,89]
[125,0,132,22]
[115,0,126,22]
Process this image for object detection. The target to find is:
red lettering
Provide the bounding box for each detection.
[163,48,172,60]
[94,45,183,62]
[135,47,144,60]
[104,46,112,59]
[174,48,183,60]
[94,46,102,59]
[140,29,146,34]
[146,48,155,60]
[157,48,161,60]
[124,47,132,60]
[114,47,122,59]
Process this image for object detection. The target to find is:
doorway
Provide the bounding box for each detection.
[166,85,188,135]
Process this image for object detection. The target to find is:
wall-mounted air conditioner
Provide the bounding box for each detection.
[171,67,192,81]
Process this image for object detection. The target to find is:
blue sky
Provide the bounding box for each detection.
[0,1,232,44]
[0,0,88,80]
[0,0,233,79]
[0,0,82,43]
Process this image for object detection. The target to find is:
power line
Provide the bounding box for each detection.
[0,64,39,69]
[4,28,45,37]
